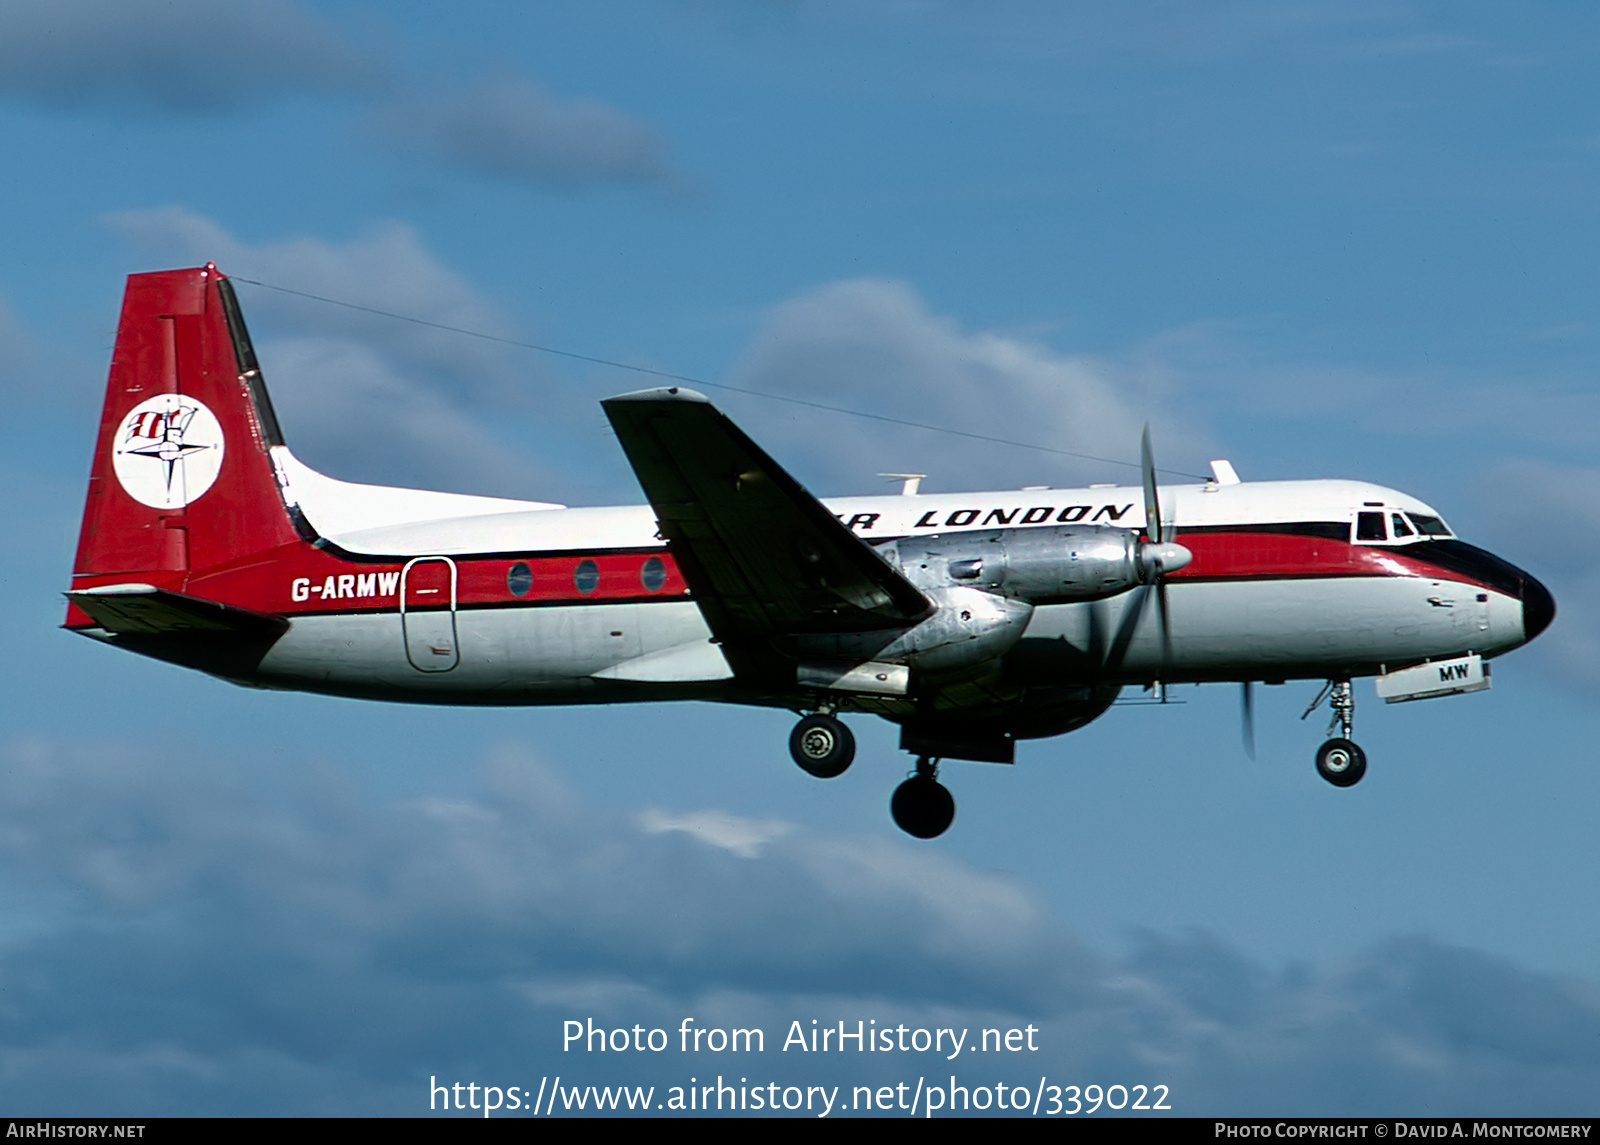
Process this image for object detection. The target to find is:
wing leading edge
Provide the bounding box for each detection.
[602,388,931,683]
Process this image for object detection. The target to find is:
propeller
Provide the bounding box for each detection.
[1104,425,1192,675]
[1137,425,1191,587]
[1240,681,1256,759]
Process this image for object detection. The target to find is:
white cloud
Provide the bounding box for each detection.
[104,208,571,496]
[260,335,546,496]
[0,0,374,112]
[376,76,675,189]
[89,227,1219,502]
[0,4,680,196]
[1470,459,1594,690]
[107,207,517,398]
[726,278,1204,493]
[1114,321,1600,465]
[639,809,793,858]
[2,734,1598,1114]
[0,294,38,396]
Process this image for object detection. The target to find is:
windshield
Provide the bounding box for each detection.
[1406,513,1453,538]
[1351,509,1455,544]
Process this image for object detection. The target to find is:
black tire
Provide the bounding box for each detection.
[789,714,855,778]
[891,776,956,838]
[1316,738,1367,787]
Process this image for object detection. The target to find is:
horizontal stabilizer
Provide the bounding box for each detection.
[67,584,289,640]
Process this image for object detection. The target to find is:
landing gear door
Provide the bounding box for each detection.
[1375,653,1489,703]
[401,556,459,672]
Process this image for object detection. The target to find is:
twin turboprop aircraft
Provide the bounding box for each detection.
[66,266,1555,837]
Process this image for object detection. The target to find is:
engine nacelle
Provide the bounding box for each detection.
[886,585,1035,674]
[787,525,1193,691]
[786,585,1033,678]
[881,525,1184,604]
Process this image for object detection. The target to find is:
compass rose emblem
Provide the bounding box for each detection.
[111,394,225,509]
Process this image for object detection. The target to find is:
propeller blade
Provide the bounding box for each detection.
[1140,423,1161,566]
[1240,681,1256,759]
[1087,597,1106,665]
[1157,577,1172,671]
[1103,581,1153,674]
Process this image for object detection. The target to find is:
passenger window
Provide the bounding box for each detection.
[1356,512,1386,542]
[1390,513,1414,538]
[640,555,666,593]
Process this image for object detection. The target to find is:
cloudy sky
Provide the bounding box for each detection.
[3,0,1599,1117]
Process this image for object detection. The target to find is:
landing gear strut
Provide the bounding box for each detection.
[891,757,956,839]
[1310,679,1367,787]
[789,712,855,778]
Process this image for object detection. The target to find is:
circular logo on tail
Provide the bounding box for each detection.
[112,394,226,509]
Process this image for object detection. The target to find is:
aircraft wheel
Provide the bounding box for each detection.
[891,775,956,839]
[789,714,855,778]
[1315,738,1367,787]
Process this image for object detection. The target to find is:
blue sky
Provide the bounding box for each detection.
[3,0,1600,1117]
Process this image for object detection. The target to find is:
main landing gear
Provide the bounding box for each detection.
[787,711,957,838]
[788,711,855,778]
[1306,679,1367,787]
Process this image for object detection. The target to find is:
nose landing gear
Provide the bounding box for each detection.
[891,757,956,839]
[1306,679,1367,787]
[1315,737,1367,786]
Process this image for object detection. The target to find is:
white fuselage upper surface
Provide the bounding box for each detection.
[285,450,1439,559]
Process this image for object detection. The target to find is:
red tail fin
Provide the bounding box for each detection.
[71,265,300,593]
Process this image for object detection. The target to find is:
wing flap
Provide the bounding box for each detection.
[592,640,735,683]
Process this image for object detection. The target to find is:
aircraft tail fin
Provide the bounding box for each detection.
[70,265,303,601]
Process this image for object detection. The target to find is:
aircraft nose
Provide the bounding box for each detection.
[1521,571,1555,644]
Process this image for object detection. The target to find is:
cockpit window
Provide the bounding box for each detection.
[1354,508,1455,545]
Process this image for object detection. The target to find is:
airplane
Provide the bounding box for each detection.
[65,265,1556,838]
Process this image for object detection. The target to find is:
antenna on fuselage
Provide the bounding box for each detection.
[879,473,925,496]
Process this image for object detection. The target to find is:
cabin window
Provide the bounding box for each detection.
[574,559,600,594]
[640,555,666,593]
[1356,512,1386,542]
[1390,512,1415,538]
[506,561,533,597]
[1409,513,1453,538]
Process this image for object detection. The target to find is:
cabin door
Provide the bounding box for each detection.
[401,556,459,672]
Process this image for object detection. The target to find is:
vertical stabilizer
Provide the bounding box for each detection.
[70,265,300,594]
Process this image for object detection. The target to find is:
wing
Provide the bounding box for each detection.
[602,388,931,683]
